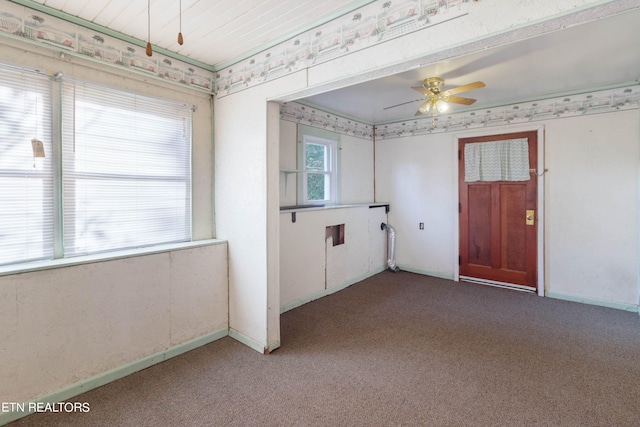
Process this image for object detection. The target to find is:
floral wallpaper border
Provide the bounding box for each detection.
[280,85,640,140]
[217,0,471,97]
[0,0,214,92]
[280,102,375,139]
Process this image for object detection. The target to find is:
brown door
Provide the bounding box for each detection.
[459,131,537,291]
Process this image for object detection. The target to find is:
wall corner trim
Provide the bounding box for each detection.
[228,328,271,354]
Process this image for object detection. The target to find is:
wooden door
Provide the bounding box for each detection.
[459,131,537,291]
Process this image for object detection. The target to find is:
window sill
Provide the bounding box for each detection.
[0,239,227,278]
[279,203,385,213]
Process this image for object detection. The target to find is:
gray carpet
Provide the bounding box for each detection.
[9,271,640,426]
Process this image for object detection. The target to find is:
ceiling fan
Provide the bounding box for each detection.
[385,77,486,116]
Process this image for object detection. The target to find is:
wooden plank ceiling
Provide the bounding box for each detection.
[28,0,369,68]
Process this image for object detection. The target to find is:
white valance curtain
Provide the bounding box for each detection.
[464,138,530,182]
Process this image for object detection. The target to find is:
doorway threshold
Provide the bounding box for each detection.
[459,276,536,293]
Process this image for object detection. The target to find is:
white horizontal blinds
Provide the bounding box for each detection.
[0,65,54,266]
[61,81,192,256]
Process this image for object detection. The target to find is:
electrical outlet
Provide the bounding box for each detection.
[419,222,424,230]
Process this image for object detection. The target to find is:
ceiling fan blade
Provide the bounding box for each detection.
[444,95,477,105]
[443,81,485,96]
[383,98,424,110]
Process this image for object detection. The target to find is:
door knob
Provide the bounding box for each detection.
[526,210,535,225]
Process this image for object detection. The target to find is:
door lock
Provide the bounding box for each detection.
[526,209,535,226]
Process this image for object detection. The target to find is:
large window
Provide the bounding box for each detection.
[61,81,192,256]
[0,63,193,267]
[299,128,338,204]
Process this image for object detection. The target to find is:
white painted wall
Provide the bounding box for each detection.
[544,111,639,307]
[267,102,282,349]
[0,243,228,404]
[277,121,378,311]
[375,132,456,279]
[279,119,298,206]
[340,134,375,204]
[215,84,271,351]
[375,110,640,310]
[215,73,307,352]
[280,206,387,311]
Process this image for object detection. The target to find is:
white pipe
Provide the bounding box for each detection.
[381,223,399,272]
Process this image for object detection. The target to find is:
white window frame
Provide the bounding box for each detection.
[298,126,339,205]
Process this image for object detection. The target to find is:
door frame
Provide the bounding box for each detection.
[453,124,545,296]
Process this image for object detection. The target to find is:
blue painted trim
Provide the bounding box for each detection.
[0,328,229,426]
[546,291,639,313]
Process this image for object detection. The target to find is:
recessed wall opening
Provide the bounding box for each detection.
[325,224,345,246]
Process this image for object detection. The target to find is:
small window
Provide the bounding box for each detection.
[299,130,338,205]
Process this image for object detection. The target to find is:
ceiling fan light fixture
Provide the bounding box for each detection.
[418,102,431,114]
[436,99,449,113]
[418,98,448,115]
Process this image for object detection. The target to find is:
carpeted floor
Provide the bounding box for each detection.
[9,271,640,426]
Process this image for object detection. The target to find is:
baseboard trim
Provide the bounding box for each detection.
[0,328,229,426]
[280,266,387,314]
[394,266,454,281]
[546,291,639,313]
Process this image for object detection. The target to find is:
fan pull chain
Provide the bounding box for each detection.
[178,0,184,45]
[146,0,153,56]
